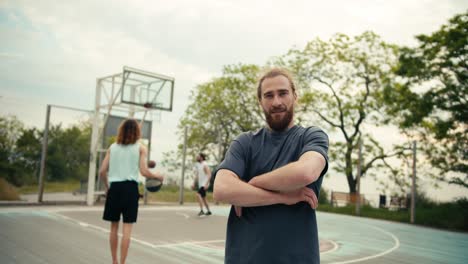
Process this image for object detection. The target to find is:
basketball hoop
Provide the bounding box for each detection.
[87,66,174,206]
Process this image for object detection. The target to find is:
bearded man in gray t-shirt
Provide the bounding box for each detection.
[214,68,329,264]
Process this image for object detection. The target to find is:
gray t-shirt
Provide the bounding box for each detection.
[217,125,329,264]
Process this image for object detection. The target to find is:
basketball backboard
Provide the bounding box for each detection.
[120,66,174,111]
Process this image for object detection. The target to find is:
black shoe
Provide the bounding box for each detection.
[205,211,212,216]
[198,210,205,216]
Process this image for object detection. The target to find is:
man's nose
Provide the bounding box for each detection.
[272,95,282,106]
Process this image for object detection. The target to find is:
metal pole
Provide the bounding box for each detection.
[129,85,135,118]
[87,80,101,206]
[179,126,188,205]
[355,139,362,216]
[144,120,153,205]
[38,105,51,203]
[218,127,223,163]
[96,151,103,191]
[410,141,416,224]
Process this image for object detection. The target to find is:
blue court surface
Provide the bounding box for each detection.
[0,205,466,263]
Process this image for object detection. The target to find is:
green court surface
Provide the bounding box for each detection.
[0,205,466,263]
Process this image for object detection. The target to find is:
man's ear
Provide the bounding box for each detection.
[293,92,299,109]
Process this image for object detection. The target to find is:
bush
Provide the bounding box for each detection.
[415,190,437,209]
[317,194,468,231]
[415,197,468,231]
[319,187,329,204]
[0,177,20,200]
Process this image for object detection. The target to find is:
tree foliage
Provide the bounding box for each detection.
[0,114,91,186]
[175,64,263,164]
[384,12,468,188]
[46,124,91,181]
[273,32,412,193]
[0,115,30,186]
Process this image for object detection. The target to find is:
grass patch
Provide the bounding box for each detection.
[317,204,408,222]
[17,181,214,203]
[0,178,21,200]
[141,184,215,203]
[317,201,468,231]
[18,180,81,194]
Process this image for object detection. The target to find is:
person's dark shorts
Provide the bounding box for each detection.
[197,186,206,198]
[103,180,139,223]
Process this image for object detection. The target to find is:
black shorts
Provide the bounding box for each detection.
[197,186,206,198]
[103,181,139,223]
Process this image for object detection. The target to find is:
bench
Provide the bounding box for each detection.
[331,191,366,207]
[388,196,408,211]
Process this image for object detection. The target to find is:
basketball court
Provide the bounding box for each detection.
[5,67,467,263]
[0,205,467,264]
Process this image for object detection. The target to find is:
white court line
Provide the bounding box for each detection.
[149,239,225,249]
[42,206,207,213]
[321,239,339,255]
[58,213,110,234]
[52,212,224,250]
[0,205,220,214]
[175,212,190,219]
[329,225,400,264]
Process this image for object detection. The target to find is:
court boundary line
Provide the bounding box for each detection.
[8,207,347,255]
[175,212,190,219]
[52,211,225,250]
[329,225,400,264]
[321,239,339,255]
[55,211,344,254]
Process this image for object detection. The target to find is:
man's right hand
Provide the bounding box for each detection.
[281,187,318,209]
[235,187,318,218]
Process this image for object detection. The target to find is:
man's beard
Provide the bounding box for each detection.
[264,106,294,131]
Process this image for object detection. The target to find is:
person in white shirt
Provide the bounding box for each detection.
[192,153,212,216]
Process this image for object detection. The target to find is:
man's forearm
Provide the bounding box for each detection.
[250,151,325,192]
[214,170,284,207]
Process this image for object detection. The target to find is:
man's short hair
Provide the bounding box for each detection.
[257,68,297,100]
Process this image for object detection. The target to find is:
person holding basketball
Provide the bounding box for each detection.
[99,119,164,264]
[192,153,212,216]
[213,68,329,263]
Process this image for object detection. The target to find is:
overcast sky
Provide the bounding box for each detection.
[1,0,466,201]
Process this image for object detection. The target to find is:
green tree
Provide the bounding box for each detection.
[0,115,26,185]
[273,32,412,194]
[46,124,91,181]
[0,115,92,185]
[385,12,467,188]
[177,64,263,163]
[15,128,42,184]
